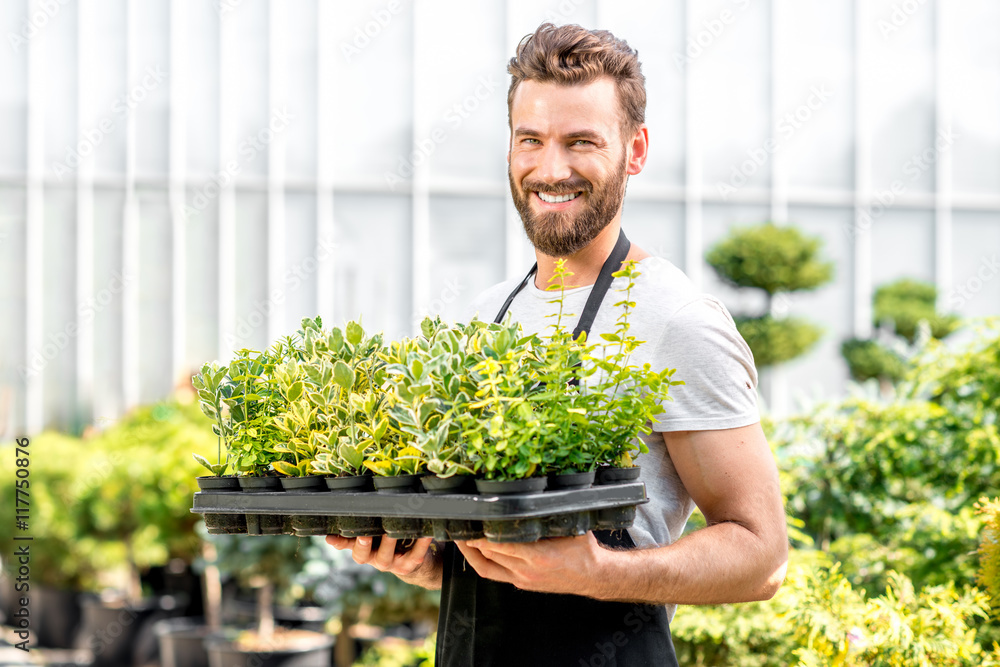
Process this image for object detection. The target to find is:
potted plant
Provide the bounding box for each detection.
[203,534,334,667]
[71,399,218,666]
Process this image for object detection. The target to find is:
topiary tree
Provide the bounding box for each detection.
[706,222,834,368]
[842,278,960,390]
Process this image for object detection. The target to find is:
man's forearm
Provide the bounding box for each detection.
[395,547,444,590]
[595,522,788,605]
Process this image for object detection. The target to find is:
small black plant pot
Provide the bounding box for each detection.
[336,515,383,537]
[547,470,596,490]
[279,476,326,491]
[154,616,212,667]
[593,505,638,531]
[421,474,476,494]
[544,511,594,538]
[33,586,83,648]
[483,517,544,543]
[476,477,548,495]
[239,476,287,535]
[432,518,485,541]
[197,476,247,535]
[373,473,425,494]
[280,477,333,535]
[204,630,334,667]
[595,466,641,485]
[382,516,429,540]
[324,474,375,491]
[75,595,171,667]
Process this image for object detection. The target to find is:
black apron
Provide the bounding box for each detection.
[436,230,679,666]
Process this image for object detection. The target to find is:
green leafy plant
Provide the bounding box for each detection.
[192,362,233,475]
[873,278,960,343]
[706,222,833,368]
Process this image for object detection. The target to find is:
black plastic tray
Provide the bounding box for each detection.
[191,482,647,543]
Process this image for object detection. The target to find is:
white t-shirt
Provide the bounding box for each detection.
[461,255,760,560]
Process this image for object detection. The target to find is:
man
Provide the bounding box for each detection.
[328,23,788,665]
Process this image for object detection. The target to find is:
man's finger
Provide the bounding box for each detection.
[456,541,515,584]
[326,535,352,550]
[351,536,375,564]
[373,537,399,570]
[391,537,433,574]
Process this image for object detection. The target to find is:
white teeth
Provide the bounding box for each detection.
[537,191,581,204]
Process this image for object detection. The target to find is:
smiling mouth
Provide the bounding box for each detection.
[536,191,582,204]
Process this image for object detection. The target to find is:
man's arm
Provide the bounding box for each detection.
[455,422,788,605]
[326,535,444,590]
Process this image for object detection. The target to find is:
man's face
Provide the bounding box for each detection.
[508,77,632,258]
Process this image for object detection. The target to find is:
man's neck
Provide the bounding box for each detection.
[533,220,649,289]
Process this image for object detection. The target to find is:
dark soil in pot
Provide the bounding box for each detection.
[543,511,594,538]
[593,505,638,531]
[291,515,335,536]
[546,470,596,490]
[595,466,641,485]
[198,476,248,535]
[475,477,548,495]
[483,517,544,543]
[336,515,383,537]
[432,518,485,541]
[154,616,212,667]
[373,474,425,494]
[421,474,476,494]
[205,627,333,667]
[239,476,286,535]
[382,516,428,540]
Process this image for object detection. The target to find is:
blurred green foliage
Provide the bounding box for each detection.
[674,318,1000,664]
[706,223,834,296]
[842,278,961,385]
[873,279,960,344]
[706,223,833,368]
[735,316,824,368]
[0,397,217,593]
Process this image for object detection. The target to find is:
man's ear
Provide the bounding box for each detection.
[626,125,649,176]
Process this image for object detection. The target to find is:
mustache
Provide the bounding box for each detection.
[521,179,593,195]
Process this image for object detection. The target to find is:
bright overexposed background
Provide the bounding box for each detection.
[0,0,998,436]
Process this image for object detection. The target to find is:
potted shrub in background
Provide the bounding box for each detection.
[72,399,217,666]
[203,534,334,667]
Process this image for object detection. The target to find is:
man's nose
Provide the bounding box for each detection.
[535,145,574,184]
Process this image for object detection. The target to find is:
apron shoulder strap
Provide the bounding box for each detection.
[492,229,631,337]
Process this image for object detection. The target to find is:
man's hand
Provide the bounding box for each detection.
[326,535,443,590]
[456,423,788,606]
[455,533,613,598]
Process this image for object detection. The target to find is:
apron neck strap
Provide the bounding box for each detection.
[493,228,632,340]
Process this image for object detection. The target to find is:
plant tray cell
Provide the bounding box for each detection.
[193,482,646,542]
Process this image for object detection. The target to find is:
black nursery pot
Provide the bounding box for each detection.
[75,596,170,667]
[475,477,548,495]
[546,470,596,490]
[196,476,247,535]
[373,473,425,494]
[420,474,476,494]
[544,511,594,538]
[238,476,288,535]
[595,465,641,485]
[281,476,333,536]
[204,632,334,667]
[325,474,380,537]
[154,616,212,667]
[483,517,544,543]
[33,586,83,648]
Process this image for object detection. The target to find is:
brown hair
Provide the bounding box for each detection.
[507,23,646,139]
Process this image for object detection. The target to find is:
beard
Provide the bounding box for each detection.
[509,153,629,258]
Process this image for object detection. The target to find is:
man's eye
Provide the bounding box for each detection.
[523,138,540,144]
[573,139,592,146]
